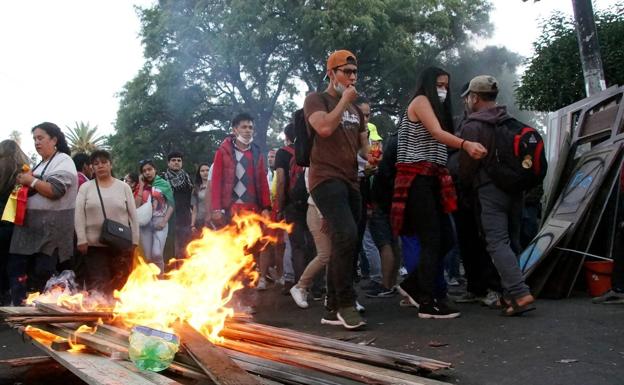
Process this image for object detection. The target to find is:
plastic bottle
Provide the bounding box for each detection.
[128,326,179,372]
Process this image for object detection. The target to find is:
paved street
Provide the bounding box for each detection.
[1,282,623,385]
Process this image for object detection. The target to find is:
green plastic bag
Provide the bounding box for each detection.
[128,326,179,372]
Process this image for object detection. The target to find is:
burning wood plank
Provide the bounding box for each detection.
[175,322,262,385]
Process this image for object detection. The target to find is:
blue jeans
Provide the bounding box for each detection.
[311,179,361,310]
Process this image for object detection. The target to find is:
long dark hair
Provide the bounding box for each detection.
[411,67,454,134]
[31,122,71,155]
[194,162,211,187]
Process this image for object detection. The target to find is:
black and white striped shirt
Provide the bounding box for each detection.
[397,111,447,166]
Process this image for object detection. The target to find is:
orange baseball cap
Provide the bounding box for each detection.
[327,50,357,71]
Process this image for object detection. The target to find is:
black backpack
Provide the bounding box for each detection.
[485,118,548,193]
[293,93,329,167]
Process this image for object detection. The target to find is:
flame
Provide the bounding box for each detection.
[68,324,99,353]
[24,325,62,346]
[113,213,289,341]
[25,284,112,311]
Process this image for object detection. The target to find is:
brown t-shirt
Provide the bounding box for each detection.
[303,92,365,192]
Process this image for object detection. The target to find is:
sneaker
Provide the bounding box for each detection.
[355,300,366,313]
[256,277,268,291]
[311,289,324,301]
[447,277,460,286]
[267,266,281,283]
[453,292,483,303]
[396,285,420,308]
[365,283,397,298]
[290,285,309,309]
[398,267,408,277]
[337,306,367,330]
[418,299,461,319]
[592,289,624,304]
[481,290,502,308]
[320,310,342,326]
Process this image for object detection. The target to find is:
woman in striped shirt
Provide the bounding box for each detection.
[392,67,487,319]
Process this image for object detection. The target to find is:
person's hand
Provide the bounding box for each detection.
[320,218,330,234]
[15,172,34,186]
[154,219,167,231]
[261,209,270,220]
[77,243,88,255]
[341,85,358,104]
[464,141,488,160]
[211,210,224,226]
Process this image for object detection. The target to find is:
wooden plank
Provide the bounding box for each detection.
[175,323,262,385]
[225,320,451,372]
[221,339,451,385]
[28,337,182,385]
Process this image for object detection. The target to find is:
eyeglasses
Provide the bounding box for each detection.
[335,68,358,76]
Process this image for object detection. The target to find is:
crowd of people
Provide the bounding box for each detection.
[1,49,622,331]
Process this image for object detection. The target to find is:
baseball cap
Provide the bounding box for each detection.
[368,122,382,141]
[460,75,499,97]
[327,50,357,71]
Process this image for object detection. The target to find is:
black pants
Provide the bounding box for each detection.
[81,246,132,295]
[399,176,452,303]
[613,184,624,291]
[311,179,361,310]
[285,203,315,282]
[453,204,501,296]
[8,253,57,305]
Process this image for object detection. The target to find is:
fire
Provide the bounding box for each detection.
[113,213,289,341]
[68,324,99,353]
[25,284,111,312]
[24,325,61,346]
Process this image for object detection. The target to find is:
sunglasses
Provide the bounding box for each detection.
[335,68,358,76]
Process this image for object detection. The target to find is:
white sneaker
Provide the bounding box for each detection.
[256,277,268,291]
[399,267,408,277]
[290,285,309,308]
[355,300,365,313]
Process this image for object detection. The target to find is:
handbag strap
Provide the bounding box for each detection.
[94,179,108,219]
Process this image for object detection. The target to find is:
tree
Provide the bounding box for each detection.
[112,0,493,163]
[65,121,107,154]
[516,5,624,112]
[8,130,21,146]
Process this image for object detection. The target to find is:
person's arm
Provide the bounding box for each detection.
[135,177,145,207]
[191,193,198,231]
[256,156,271,218]
[458,123,482,187]
[74,184,88,254]
[275,167,286,213]
[307,87,358,137]
[16,173,65,200]
[155,205,174,230]
[410,96,487,159]
[124,183,140,246]
[203,180,212,226]
[359,130,369,158]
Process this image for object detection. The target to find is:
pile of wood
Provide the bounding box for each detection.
[1,304,453,385]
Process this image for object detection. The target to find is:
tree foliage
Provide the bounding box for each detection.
[65,121,107,154]
[110,0,493,172]
[516,5,624,112]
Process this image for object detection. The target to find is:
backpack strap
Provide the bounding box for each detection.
[94,179,108,220]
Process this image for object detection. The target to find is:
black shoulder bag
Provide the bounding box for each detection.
[95,180,133,252]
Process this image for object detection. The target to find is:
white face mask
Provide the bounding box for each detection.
[236,135,253,146]
[437,88,447,103]
[334,81,346,96]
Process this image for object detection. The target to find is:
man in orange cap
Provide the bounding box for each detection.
[303,50,369,329]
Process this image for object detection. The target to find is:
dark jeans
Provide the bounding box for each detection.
[453,205,501,296]
[399,176,453,303]
[285,204,314,282]
[8,253,57,305]
[311,179,361,310]
[0,224,14,302]
[82,246,132,295]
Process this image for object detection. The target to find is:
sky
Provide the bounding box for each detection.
[0,0,619,156]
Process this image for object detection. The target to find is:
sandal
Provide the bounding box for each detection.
[500,295,536,317]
